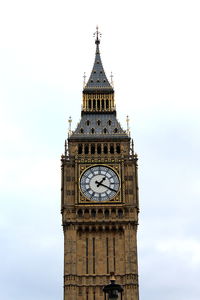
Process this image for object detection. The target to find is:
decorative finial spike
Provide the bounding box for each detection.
[64,140,67,156]
[68,116,72,137]
[83,72,86,88]
[110,72,114,87]
[93,25,102,45]
[126,115,130,136]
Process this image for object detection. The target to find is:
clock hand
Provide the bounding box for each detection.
[95,181,117,193]
[95,177,106,187]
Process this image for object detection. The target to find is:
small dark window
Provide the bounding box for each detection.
[93,100,96,110]
[86,120,90,126]
[88,99,91,109]
[103,128,107,134]
[98,209,103,217]
[116,144,120,153]
[111,208,116,216]
[118,209,123,218]
[110,144,114,154]
[91,128,95,134]
[114,128,118,133]
[108,120,112,126]
[85,209,89,218]
[94,71,96,73]
[97,61,100,64]
[103,79,106,82]
[85,144,89,154]
[78,144,83,154]
[106,99,109,109]
[91,144,95,154]
[97,100,100,110]
[78,209,83,217]
[91,209,96,218]
[91,80,93,83]
[104,145,108,154]
[102,101,104,110]
[105,209,109,218]
[97,79,100,82]
[97,144,101,154]
[80,128,84,133]
[97,120,101,125]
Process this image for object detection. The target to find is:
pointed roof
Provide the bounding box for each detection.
[69,113,129,141]
[84,28,114,93]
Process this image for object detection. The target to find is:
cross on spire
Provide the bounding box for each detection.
[93,25,102,45]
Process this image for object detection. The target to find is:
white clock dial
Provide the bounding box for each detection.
[80,165,120,201]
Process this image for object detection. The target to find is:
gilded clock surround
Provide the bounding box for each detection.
[61,28,139,300]
[79,164,122,203]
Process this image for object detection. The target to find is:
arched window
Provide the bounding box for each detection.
[97,120,101,126]
[91,144,95,154]
[111,208,116,217]
[116,144,120,153]
[102,100,105,110]
[104,144,108,154]
[78,144,83,154]
[88,99,91,109]
[98,209,103,218]
[97,144,101,154]
[110,144,114,154]
[91,209,96,218]
[103,128,107,134]
[91,128,95,134]
[78,209,83,217]
[80,128,84,133]
[97,100,100,110]
[105,209,109,218]
[86,120,90,126]
[114,128,118,133]
[118,209,123,218]
[106,99,109,109]
[108,120,112,126]
[85,144,89,154]
[84,209,89,218]
[93,99,96,110]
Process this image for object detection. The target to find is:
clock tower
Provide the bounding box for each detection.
[61,28,139,300]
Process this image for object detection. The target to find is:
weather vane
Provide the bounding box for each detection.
[93,25,102,44]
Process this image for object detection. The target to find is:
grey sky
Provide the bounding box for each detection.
[0,0,200,299]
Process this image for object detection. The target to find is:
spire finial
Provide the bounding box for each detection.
[110,72,114,87]
[68,116,72,137]
[126,115,130,136]
[93,25,102,45]
[83,72,86,88]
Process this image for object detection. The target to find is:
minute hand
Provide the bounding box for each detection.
[97,182,117,193]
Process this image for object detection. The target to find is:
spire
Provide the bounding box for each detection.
[84,27,113,93]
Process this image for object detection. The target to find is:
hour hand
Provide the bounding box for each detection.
[95,177,106,187]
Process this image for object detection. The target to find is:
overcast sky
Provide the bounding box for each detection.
[0,0,200,299]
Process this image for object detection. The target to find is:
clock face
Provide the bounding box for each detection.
[80,165,120,202]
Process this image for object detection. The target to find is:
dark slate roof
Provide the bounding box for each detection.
[84,40,114,93]
[69,113,129,141]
